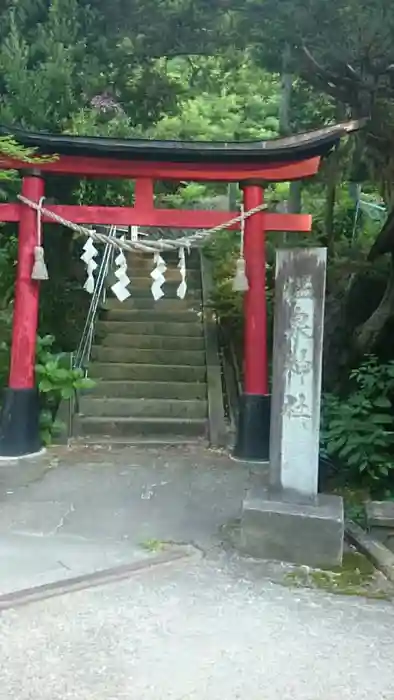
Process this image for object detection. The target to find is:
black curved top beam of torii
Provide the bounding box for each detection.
[0,120,364,164]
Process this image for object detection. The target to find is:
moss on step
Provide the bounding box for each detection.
[221,519,394,599]
[329,485,369,527]
[140,538,167,552]
[284,550,391,599]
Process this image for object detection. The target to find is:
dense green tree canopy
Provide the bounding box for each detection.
[0,0,236,132]
[228,0,394,196]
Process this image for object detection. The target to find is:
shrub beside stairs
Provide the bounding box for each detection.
[74,250,226,445]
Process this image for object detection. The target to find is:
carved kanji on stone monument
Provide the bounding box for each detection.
[270,250,327,497]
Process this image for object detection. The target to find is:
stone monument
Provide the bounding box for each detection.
[240,247,344,567]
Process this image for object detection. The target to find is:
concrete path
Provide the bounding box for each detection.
[0,444,393,698]
[1,553,394,699]
[0,443,257,591]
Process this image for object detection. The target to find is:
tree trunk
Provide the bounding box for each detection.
[279,45,303,239]
[288,180,302,214]
[353,253,394,354]
[228,182,238,211]
[322,146,341,257]
[279,45,292,136]
[324,177,336,257]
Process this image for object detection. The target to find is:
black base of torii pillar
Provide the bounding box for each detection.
[233,394,271,462]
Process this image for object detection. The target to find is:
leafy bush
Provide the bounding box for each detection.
[0,334,94,445]
[36,335,95,444]
[321,356,394,484]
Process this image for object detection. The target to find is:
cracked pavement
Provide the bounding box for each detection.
[1,444,394,699]
[0,443,258,593]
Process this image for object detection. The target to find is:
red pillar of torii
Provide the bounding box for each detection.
[0,122,361,458]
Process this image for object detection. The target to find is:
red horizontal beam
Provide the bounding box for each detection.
[0,155,321,181]
[0,203,312,231]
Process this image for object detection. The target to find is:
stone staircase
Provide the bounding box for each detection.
[76,250,209,444]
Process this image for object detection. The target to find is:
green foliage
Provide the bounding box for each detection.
[146,54,280,142]
[0,333,94,444]
[205,230,245,328]
[232,0,394,194]
[321,356,394,484]
[0,135,53,184]
[36,335,94,401]
[66,109,132,139]
[39,409,65,448]
[203,225,274,372]
[65,108,138,207]
[0,134,57,209]
[0,239,15,395]
[35,335,94,444]
[302,184,358,245]
[0,0,86,130]
[162,183,210,210]
[0,234,17,307]
[0,0,221,132]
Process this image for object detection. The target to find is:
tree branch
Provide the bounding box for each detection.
[353,253,394,354]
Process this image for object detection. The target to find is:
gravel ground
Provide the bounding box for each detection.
[1,553,393,700]
[0,444,393,699]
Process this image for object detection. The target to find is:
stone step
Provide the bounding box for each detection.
[106,270,201,286]
[89,363,207,382]
[91,346,205,365]
[90,380,207,400]
[96,320,203,337]
[103,309,202,324]
[102,298,202,312]
[73,436,207,447]
[97,333,205,351]
[77,416,207,438]
[104,287,202,301]
[80,397,207,419]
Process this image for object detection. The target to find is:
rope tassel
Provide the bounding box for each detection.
[31,245,49,280]
[31,197,49,280]
[232,205,249,292]
[232,257,249,292]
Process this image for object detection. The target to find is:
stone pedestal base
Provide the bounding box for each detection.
[240,488,344,567]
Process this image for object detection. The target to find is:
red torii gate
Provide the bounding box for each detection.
[0,121,361,459]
